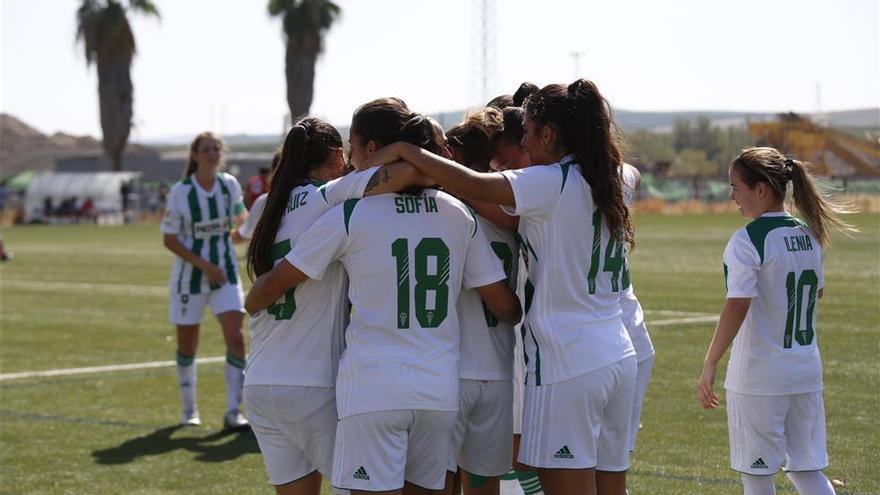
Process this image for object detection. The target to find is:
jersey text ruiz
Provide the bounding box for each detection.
[395,196,439,214]
[286,191,309,213]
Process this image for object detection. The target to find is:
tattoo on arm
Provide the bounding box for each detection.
[364,169,393,193]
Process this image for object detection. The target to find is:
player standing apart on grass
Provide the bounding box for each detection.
[247,114,521,495]
[161,132,249,430]
[697,147,856,495]
[363,79,639,495]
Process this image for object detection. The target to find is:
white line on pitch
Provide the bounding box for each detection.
[2,280,167,297]
[650,315,719,326]
[0,315,720,382]
[0,356,225,381]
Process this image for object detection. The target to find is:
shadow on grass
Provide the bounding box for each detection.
[92,425,260,464]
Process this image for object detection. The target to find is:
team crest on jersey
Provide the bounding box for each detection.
[399,312,408,327]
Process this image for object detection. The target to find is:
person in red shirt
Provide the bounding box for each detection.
[245,166,271,209]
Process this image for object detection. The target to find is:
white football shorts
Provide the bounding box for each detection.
[244,385,337,486]
[629,354,655,452]
[727,390,828,475]
[168,281,244,325]
[332,409,457,492]
[519,356,637,471]
[452,379,514,477]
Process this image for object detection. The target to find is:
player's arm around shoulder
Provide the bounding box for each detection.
[461,207,521,324]
[476,281,521,325]
[245,260,309,314]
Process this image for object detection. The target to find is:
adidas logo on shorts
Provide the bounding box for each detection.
[750,457,769,470]
[553,445,574,459]
[353,466,370,480]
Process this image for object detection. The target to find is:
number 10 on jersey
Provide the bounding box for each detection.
[391,238,450,329]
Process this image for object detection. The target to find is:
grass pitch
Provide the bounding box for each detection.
[1,213,877,495]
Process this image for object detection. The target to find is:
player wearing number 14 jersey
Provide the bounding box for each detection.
[698,147,856,495]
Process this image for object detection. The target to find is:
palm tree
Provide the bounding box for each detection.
[268,0,341,121]
[76,0,159,171]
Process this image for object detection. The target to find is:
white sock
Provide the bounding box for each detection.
[176,351,197,413]
[786,471,836,495]
[500,470,525,495]
[742,473,777,495]
[224,352,245,412]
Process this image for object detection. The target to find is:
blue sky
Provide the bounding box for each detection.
[1,0,877,140]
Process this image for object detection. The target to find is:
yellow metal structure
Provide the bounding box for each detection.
[748,113,879,177]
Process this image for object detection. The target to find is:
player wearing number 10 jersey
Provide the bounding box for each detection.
[698,147,856,495]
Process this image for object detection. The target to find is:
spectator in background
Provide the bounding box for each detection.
[245,166,271,209]
[120,181,132,213]
[80,197,97,223]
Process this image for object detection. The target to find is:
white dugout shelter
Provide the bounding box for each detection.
[23,171,141,224]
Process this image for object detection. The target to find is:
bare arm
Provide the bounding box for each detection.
[229,207,250,244]
[696,297,751,409]
[244,259,309,314]
[362,161,435,196]
[476,280,522,325]
[163,233,226,285]
[467,199,518,232]
[230,229,248,244]
[364,142,516,206]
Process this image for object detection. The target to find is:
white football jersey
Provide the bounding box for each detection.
[723,212,824,395]
[244,169,377,387]
[620,163,654,362]
[237,193,266,240]
[457,214,519,381]
[501,156,635,386]
[161,172,245,295]
[286,189,506,418]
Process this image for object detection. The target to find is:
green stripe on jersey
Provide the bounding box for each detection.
[560,162,572,192]
[343,198,361,235]
[463,203,479,238]
[187,185,204,294]
[217,177,238,284]
[207,195,221,270]
[529,325,542,386]
[745,215,805,264]
[271,239,292,261]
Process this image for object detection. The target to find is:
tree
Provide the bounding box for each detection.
[76,0,159,171]
[268,0,341,121]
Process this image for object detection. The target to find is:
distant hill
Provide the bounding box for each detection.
[0,113,153,177]
[135,107,878,148]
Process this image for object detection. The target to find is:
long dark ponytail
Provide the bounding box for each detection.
[524,79,634,249]
[246,117,342,279]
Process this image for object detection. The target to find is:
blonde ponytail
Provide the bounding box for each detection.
[732,147,858,249]
[788,158,858,249]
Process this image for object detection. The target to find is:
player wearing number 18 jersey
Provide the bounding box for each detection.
[247,187,520,494]
[697,147,856,495]
[243,115,440,494]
